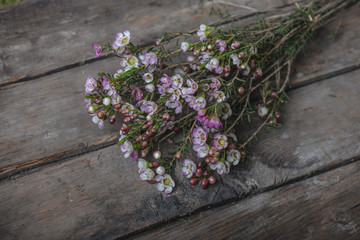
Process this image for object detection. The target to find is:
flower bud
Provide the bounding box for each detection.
[176,152,182,159]
[275,112,281,119]
[190,178,197,185]
[152,161,158,167]
[97,111,105,119]
[109,116,116,124]
[102,97,111,106]
[237,52,244,59]
[231,41,240,49]
[224,66,231,73]
[156,166,165,176]
[208,176,216,184]
[153,150,162,159]
[237,87,245,95]
[270,91,277,98]
[141,141,148,148]
[162,113,170,120]
[200,179,208,189]
[195,168,203,177]
[88,106,96,114]
[140,150,148,158]
[123,117,130,123]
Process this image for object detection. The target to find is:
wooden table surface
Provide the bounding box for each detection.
[0,0,359,239]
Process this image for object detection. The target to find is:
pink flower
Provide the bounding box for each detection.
[120,55,139,71]
[205,58,219,70]
[114,30,131,48]
[140,101,157,115]
[140,168,155,181]
[131,86,143,102]
[193,144,209,158]
[214,90,226,103]
[160,74,172,88]
[139,52,158,67]
[207,115,223,129]
[189,97,206,111]
[181,159,196,178]
[212,133,228,150]
[92,44,102,58]
[155,174,175,194]
[171,74,183,88]
[85,76,97,94]
[121,140,133,158]
[210,78,220,90]
[192,126,208,146]
[91,115,104,129]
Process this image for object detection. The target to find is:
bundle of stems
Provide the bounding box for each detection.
[84,0,356,192]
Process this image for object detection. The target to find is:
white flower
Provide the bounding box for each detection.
[171,74,183,88]
[120,55,139,71]
[91,115,104,129]
[143,73,154,83]
[205,58,219,71]
[138,158,149,173]
[193,144,209,158]
[155,174,175,194]
[220,102,232,120]
[258,106,269,117]
[181,42,190,52]
[121,103,135,116]
[145,83,155,92]
[230,54,241,66]
[120,140,133,158]
[214,91,226,103]
[156,166,166,176]
[227,149,241,165]
[140,168,155,181]
[181,159,197,178]
[114,30,131,48]
[209,161,227,175]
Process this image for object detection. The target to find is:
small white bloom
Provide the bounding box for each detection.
[227,149,241,165]
[143,73,154,83]
[214,91,226,103]
[155,174,175,194]
[258,106,269,117]
[140,168,155,181]
[181,42,190,52]
[145,83,155,92]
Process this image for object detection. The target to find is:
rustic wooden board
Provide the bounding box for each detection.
[0,4,359,177]
[0,69,359,239]
[132,160,360,240]
[292,2,360,85]
[0,0,293,85]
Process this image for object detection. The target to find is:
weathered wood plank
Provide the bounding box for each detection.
[0,69,359,239]
[132,160,360,240]
[0,4,359,176]
[0,0,292,85]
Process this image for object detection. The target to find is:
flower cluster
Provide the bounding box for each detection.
[84,0,344,193]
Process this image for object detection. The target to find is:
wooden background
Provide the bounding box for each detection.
[0,0,359,239]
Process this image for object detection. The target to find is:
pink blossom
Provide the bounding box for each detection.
[181,42,190,52]
[220,102,232,120]
[121,140,133,158]
[131,86,143,102]
[92,43,102,58]
[189,97,206,111]
[205,58,219,71]
[140,168,155,181]
[114,30,131,48]
[139,52,157,67]
[192,126,208,146]
[193,144,209,158]
[85,76,97,94]
[155,174,175,194]
[212,133,228,150]
[140,101,157,115]
[160,74,172,88]
[210,78,220,90]
[181,159,196,178]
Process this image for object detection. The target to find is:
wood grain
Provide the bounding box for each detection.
[0,69,359,239]
[132,160,360,240]
[0,3,359,176]
[0,0,293,85]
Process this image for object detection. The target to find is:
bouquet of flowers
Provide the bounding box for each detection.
[84,0,354,193]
